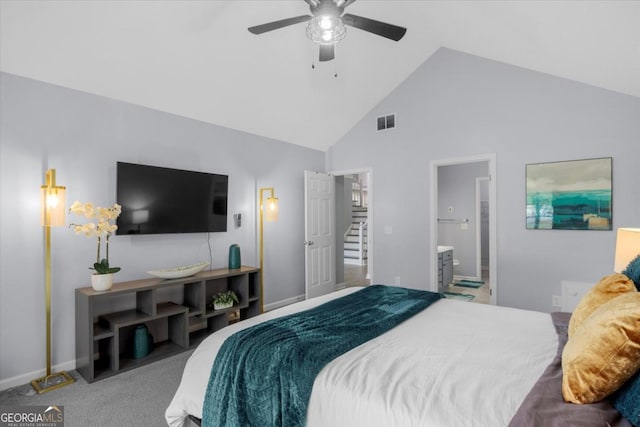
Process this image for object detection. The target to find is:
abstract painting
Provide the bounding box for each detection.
[526,157,612,230]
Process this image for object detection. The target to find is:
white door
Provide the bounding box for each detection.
[304,171,336,299]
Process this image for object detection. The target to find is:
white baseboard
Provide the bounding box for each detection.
[264,294,305,312]
[1,360,76,391]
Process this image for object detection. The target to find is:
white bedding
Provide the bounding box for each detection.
[166,287,558,427]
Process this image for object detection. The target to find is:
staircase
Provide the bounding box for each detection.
[344,208,368,265]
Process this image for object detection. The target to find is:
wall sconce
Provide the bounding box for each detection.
[259,187,279,313]
[614,227,640,273]
[32,169,74,393]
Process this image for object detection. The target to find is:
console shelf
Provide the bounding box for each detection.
[75,266,260,383]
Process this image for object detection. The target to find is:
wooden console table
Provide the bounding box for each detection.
[75,266,260,383]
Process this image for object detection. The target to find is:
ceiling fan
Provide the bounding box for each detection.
[248,0,407,62]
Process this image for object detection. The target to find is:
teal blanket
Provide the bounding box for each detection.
[202,285,442,427]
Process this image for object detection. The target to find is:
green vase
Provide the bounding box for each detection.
[133,324,153,359]
[228,244,241,269]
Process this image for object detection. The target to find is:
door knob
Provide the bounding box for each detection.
[304,241,314,246]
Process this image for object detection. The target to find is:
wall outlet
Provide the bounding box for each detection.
[394,276,401,285]
[552,295,562,307]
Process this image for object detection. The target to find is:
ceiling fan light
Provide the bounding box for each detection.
[306,16,346,45]
[319,16,333,30]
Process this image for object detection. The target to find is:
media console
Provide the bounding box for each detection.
[75,266,260,383]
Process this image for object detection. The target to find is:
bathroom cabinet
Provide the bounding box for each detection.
[438,249,454,292]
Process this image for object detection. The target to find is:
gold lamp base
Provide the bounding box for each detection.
[31,371,74,394]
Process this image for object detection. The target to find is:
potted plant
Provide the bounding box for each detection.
[211,290,239,310]
[69,201,122,291]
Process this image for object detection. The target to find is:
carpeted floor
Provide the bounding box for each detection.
[0,349,193,426]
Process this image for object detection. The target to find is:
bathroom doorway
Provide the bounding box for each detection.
[429,154,497,305]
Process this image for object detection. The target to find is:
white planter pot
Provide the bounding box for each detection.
[91,273,114,291]
[214,301,233,310]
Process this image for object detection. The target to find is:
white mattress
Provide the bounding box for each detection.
[166,287,557,427]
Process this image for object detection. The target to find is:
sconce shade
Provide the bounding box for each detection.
[40,169,66,227]
[614,228,640,273]
[265,196,279,222]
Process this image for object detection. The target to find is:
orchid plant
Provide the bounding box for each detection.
[69,201,122,275]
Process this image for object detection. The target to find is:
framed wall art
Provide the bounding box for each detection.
[526,157,612,230]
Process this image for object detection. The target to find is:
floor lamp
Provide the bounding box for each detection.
[259,187,278,313]
[32,169,75,394]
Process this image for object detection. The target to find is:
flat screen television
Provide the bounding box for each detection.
[116,162,228,235]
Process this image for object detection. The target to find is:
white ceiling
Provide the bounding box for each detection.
[1,1,639,152]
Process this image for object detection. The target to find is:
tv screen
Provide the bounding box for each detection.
[116,162,228,235]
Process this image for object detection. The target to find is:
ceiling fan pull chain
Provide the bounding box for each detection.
[311,42,317,70]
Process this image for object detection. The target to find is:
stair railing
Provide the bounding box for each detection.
[344,223,354,240]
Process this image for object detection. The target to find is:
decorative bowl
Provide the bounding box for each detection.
[147,261,209,279]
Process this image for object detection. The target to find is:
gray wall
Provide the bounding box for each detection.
[326,48,640,312]
[438,161,488,277]
[0,72,324,385]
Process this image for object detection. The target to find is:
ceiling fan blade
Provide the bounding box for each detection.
[319,44,335,62]
[248,15,312,35]
[340,0,357,8]
[342,13,407,41]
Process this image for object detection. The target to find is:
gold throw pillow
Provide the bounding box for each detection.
[562,292,640,404]
[568,273,636,337]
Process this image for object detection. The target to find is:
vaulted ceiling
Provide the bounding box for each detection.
[1,1,639,151]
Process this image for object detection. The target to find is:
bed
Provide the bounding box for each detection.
[165,286,634,427]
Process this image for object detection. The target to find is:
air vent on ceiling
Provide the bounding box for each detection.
[376,114,396,131]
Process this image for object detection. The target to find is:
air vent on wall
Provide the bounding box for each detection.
[376,114,396,131]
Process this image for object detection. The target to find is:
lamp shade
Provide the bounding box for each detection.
[265,196,279,222]
[40,169,66,227]
[614,228,640,273]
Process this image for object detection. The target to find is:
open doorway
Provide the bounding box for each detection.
[429,154,497,305]
[332,168,373,289]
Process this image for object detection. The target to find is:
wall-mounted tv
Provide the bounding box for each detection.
[116,162,228,235]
